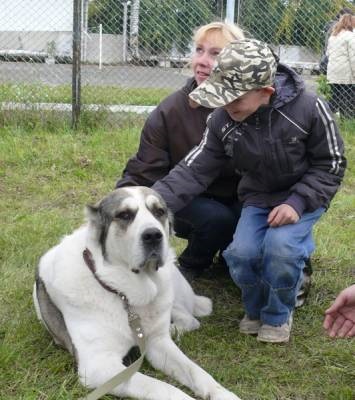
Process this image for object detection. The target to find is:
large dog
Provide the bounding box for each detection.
[33,187,241,400]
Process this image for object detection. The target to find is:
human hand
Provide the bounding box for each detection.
[323,284,355,338]
[267,204,299,227]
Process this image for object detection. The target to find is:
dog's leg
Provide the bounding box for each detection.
[171,304,201,333]
[78,354,196,400]
[146,335,242,400]
[171,265,212,332]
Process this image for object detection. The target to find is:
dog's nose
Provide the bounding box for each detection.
[142,228,162,246]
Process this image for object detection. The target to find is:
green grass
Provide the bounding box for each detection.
[0,115,354,400]
[0,83,172,105]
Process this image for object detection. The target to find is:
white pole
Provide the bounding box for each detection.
[99,23,102,69]
[225,0,235,23]
[123,2,128,63]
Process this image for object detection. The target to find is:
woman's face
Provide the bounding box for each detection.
[191,39,223,85]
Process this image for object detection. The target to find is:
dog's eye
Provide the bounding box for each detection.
[153,207,166,218]
[114,210,133,221]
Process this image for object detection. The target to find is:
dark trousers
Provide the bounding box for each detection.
[174,195,241,271]
[329,84,355,119]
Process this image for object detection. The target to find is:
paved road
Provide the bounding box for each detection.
[0,61,318,93]
[0,61,189,89]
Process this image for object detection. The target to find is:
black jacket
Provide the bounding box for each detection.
[116,77,240,201]
[153,64,346,215]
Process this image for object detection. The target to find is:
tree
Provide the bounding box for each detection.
[88,0,218,57]
[238,0,286,44]
[88,0,123,34]
[139,0,216,55]
[238,0,354,52]
[130,0,140,58]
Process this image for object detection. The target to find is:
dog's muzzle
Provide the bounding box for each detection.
[142,227,163,248]
[133,228,164,273]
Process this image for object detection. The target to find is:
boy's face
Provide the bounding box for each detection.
[223,87,275,122]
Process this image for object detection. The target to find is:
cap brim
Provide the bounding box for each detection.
[189,79,245,109]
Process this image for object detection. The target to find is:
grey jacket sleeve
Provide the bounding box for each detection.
[285,97,346,215]
[152,118,229,212]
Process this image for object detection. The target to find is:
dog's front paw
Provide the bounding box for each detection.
[209,386,242,400]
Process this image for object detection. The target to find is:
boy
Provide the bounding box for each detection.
[153,38,346,343]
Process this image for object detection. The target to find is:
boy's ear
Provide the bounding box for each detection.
[263,86,275,96]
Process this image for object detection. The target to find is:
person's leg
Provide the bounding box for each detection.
[259,208,325,328]
[174,196,240,278]
[351,85,355,119]
[341,84,355,119]
[328,84,339,114]
[337,84,348,118]
[223,206,270,321]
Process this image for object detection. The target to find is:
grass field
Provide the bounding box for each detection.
[0,83,172,106]
[0,114,354,400]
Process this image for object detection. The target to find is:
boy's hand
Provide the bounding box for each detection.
[268,204,299,227]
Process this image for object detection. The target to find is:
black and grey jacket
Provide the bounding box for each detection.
[116,77,240,201]
[152,64,346,216]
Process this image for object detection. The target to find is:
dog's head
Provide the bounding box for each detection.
[86,187,173,273]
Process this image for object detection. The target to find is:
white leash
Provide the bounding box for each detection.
[80,248,146,400]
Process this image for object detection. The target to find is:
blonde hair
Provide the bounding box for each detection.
[332,14,355,36]
[193,21,245,48]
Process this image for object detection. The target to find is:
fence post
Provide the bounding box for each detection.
[123,1,130,63]
[72,0,82,129]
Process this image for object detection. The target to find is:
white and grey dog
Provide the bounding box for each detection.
[33,187,241,400]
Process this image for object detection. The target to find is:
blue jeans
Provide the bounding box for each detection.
[174,196,241,271]
[223,206,325,326]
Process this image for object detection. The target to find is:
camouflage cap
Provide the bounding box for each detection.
[189,38,277,108]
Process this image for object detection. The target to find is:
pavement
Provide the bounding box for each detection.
[0,60,318,92]
[0,61,189,89]
[0,61,319,114]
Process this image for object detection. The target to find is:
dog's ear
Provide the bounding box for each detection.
[85,204,101,227]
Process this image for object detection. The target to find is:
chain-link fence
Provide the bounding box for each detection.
[0,0,354,123]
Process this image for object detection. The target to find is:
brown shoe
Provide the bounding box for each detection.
[239,315,262,335]
[257,315,293,343]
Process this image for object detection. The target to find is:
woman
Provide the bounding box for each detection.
[116,22,244,279]
[327,13,355,118]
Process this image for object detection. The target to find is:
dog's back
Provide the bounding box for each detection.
[33,228,88,356]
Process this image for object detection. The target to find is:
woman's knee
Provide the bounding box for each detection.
[176,198,237,234]
[207,207,238,234]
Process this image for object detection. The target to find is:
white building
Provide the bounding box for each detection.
[0,0,73,59]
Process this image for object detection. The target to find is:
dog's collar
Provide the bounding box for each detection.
[83,248,118,295]
[81,247,147,400]
[82,248,144,325]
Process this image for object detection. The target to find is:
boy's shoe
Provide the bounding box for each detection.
[257,314,293,343]
[295,272,312,308]
[239,315,262,335]
[296,258,313,308]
